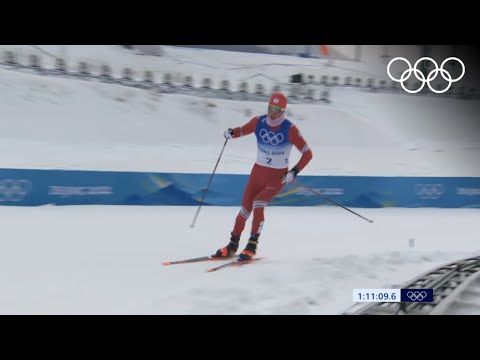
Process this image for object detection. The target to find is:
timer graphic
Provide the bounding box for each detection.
[353,289,400,302]
[353,289,434,303]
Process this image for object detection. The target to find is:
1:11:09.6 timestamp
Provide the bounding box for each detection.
[353,289,400,302]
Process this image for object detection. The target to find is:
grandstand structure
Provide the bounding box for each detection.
[1,46,478,104]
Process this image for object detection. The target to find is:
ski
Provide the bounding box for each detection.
[205,257,266,272]
[162,255,237,266]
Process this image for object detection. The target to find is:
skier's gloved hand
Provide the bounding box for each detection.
[281,166,300,184]
[223,128,234,139]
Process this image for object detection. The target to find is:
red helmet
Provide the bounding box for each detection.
[269,93,287,110]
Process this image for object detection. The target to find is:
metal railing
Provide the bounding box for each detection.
[343,255,480,315]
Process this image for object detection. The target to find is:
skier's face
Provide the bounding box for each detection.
[268,105,284,120]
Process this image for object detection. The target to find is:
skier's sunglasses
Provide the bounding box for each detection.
[268,105,285,114]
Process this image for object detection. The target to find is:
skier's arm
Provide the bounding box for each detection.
[225,116,259,139]
[289,125,313,172]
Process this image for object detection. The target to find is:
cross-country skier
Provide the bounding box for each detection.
[214,93,313,261]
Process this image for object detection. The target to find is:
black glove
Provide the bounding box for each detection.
[281,166,300,184]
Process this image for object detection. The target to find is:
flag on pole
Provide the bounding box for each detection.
[320,45,329,57]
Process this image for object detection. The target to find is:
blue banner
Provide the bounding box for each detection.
[0,168,479,208]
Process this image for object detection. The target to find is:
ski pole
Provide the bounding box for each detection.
[294,179,374,224]
[190,138,229,228]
